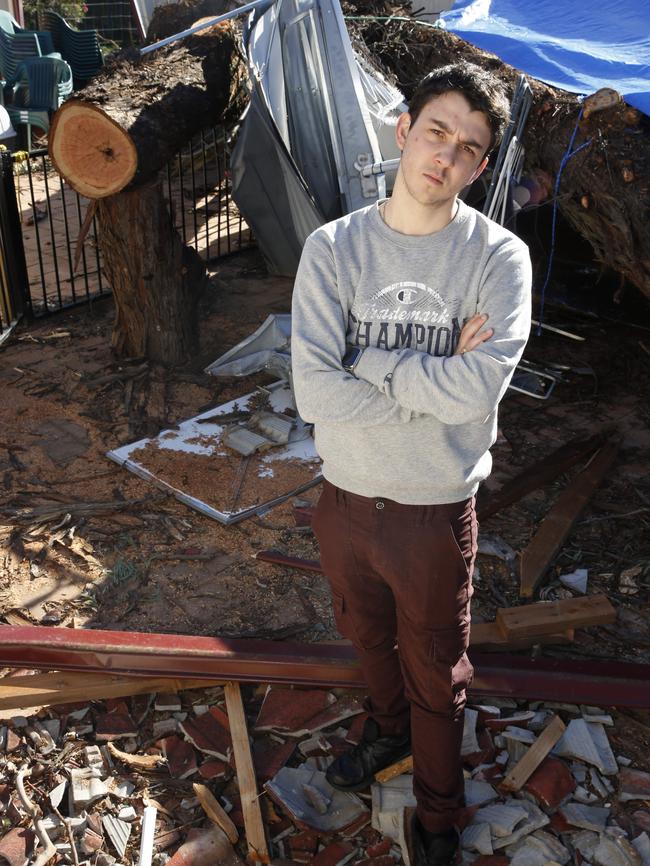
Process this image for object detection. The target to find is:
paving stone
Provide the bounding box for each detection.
[311,841,357,866]
[574,784,601,804]
[0,827,35,866]
[587,721,618,775]
[620,768,650,802]
[461,708,480,756]
[524,756,577,810]
[180,707,232,759]
[501,726,537,744]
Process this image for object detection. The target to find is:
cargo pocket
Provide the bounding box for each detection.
[431,621,473,697]
[331,592,352,642]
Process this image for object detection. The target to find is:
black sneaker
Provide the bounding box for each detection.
[411,814,460,866]
[325,717,411,792]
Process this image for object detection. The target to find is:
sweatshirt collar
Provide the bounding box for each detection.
[369,198,469,248]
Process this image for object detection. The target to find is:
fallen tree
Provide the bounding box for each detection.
[49,17,245,364]
[350,14,650,301]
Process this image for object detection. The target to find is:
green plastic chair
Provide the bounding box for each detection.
[37,9,103,86]
[6,56,72,149]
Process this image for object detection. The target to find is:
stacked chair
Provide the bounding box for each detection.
[6,56,73,149]
[37,9,103,88]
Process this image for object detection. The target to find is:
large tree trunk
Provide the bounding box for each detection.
[97,180,204,364]
[351,17,650,301]
[47,19,245,365]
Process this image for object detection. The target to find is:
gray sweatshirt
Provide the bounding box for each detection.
[291,200,532,504]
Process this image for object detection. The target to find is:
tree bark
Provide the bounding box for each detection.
[47,16,246,365]
[49,21,243,198]
[351,17,650,301]
[96,179,204,365]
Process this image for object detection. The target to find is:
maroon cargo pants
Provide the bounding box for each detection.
[312,479,477,833]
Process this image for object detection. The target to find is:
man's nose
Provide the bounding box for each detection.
[435,142,455,167]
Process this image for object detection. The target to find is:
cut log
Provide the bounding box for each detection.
[49,21,242,198]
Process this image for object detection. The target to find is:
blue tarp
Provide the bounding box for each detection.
[441,0,650,115]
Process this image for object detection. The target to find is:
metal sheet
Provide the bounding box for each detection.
[0,625,649,708]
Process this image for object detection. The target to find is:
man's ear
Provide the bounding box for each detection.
[395,112,412,152]
[469,155,489,184]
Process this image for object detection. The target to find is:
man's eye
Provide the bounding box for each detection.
[463,145,475,155]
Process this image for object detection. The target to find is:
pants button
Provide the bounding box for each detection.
[375,501,385,510]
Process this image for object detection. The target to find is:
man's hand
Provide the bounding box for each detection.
[454,313,494,356]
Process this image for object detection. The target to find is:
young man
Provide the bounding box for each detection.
[291,62,532,866]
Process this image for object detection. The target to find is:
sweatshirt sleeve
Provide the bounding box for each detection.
[291,234,414,426]
[353,240,532,425]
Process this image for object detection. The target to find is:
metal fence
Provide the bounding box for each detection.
[0,125,254,337]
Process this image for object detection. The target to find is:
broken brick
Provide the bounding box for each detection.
[6,729,22,752]
[198,759,230,780]
[253,737,296,782]
[620,767,650,801]
[345,713,368,745]
[180,707,232,759]
[255,688,334,734]
[470,858,509,866]
[287,830,320,861]
[312,841,356,866]
[206,702,230,731]
[95,706,138,741]
[548,811,572,834]
[366,839,392,858]
[0,828,35,866]
[633,810,650,833]
[353,857,394,866]
[162,735,198,779]
[524,756,576,810]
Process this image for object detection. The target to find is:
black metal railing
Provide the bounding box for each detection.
[0,124,253,333]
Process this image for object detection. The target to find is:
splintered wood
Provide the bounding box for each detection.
[499,715,566,793]
[496,594,616,639]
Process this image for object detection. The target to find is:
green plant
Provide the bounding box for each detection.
[23,0,88,29]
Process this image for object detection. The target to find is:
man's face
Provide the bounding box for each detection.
[395,91,492,208]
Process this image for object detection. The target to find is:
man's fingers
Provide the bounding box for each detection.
[460,314,489,340]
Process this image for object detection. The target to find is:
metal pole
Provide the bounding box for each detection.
[140,0,272,56]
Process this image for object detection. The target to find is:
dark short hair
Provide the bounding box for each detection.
[408,61,510,156]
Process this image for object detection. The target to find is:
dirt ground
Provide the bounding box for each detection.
[1,248,649,664]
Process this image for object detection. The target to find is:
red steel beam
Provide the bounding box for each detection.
[0,625,649,708]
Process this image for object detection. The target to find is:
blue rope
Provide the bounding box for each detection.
[536,107,592,335]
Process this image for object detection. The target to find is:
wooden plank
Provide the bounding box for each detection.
[0,671,224,711]
[499,714,566,793]
[477,431,606,521]
[519,440,619,597]
[193,782,239,843]
[375,754,413,784]
[496,594,616,640]
[224,682,270,864]
[471,622,574,651]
